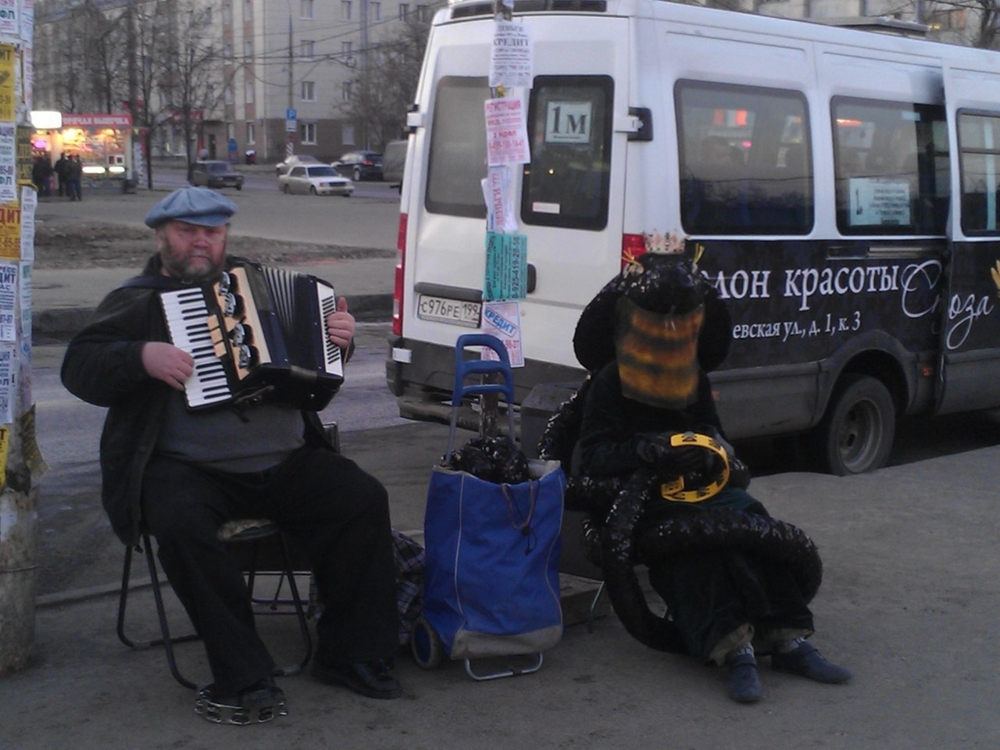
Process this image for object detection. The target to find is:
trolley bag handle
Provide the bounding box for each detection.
[447,334,517,455]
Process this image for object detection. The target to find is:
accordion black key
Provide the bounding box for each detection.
[161,261,344,411]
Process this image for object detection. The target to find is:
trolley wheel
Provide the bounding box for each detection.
[813,374,896,475]
[411,616,443,669]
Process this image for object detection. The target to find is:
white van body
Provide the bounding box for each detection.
[387,0,1000,473]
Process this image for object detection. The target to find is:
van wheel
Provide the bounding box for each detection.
[813,374,895,475]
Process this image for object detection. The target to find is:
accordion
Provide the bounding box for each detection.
[161,261,344,411]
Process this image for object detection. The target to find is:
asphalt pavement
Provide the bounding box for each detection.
[4,185,1000,749]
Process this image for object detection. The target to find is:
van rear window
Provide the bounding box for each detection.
[425,76,490,218]
[521,75,614,231]
[677,81,813,236]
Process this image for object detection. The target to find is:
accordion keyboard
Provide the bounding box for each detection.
[317,284,341,372]
[161,287,234,408]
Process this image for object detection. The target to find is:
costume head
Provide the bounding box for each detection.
[573,236,731,408]
[144,186,238,229]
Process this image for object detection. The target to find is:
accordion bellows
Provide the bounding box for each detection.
[614,298,704,409]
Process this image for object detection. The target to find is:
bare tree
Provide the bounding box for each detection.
[130,0,225,187]
[82,3,130,113]
[922,0,1000,48]
[342,16,431,150]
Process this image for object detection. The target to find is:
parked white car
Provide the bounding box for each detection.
[275,154,322,176]
[278,165,355,196]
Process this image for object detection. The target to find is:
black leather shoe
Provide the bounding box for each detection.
[771,640,852,684]
[313,660,403,699]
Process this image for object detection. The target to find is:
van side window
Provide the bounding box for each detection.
[957,111,1000,235]
[521,75,614,231]
[425,76,490,218]
[831,98,948,235]
[676,81,812,235]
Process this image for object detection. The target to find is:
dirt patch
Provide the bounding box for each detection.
[33,220,374,270]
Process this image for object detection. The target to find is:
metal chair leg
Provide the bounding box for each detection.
[119,526,314,689]
[116,531,199,689]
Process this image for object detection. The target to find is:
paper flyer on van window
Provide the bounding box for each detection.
[484,232,528,301]
[0,345,15,424]
[482,165,518,233]
[481,301,524,368]
[489,21,533,90]
[485,98,531,166]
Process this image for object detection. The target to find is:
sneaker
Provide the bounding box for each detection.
[771,640,852,684]
[313,659,403,699]
[725,646,762,704]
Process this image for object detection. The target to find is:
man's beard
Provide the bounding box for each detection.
[160,237,225,284]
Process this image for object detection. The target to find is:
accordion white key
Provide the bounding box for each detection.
[161,261,345,410]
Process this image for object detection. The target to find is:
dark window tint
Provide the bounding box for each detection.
[832,97,948,235]
[425,76,490,218]
[521,75,614,231]
[677,80,813,235]
[957,111,1000,235]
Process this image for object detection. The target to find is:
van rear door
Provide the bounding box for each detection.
[938,62,1000,413]
[399,13,631,385]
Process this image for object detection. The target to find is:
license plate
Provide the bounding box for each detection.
[416,294,482,328]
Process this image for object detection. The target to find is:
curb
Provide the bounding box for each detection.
[33,294,394,343]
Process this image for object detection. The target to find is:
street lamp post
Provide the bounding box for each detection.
[287,3,295,157]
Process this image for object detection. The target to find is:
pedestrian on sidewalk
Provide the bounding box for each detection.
[65,154,83,201]
[60,186,403,725]
[53,153,69,197]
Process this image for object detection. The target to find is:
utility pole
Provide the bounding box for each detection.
[0,14,40,674]
[287,6,294,157]
[125,0,140,187]
[360,0,368,148]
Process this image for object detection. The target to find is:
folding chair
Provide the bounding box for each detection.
[116,519,313,690]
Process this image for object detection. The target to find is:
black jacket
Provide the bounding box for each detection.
[60,253,337,544]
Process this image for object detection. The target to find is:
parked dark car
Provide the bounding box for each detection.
[190,160,244,190]
[382,140,407,190]
[332,150,384,182]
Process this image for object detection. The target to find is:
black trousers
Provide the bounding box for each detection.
[648,548,814,662]
[142,446,399,694]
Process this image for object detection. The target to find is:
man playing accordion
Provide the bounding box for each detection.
[61,187,402,723]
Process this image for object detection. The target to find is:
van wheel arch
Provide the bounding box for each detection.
[812,373,896,475]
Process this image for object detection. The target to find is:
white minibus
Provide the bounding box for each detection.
[387,0,1000,473]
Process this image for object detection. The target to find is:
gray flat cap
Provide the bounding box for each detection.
[144,186,238,228]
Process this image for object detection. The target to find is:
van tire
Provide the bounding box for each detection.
[813,374,895,475]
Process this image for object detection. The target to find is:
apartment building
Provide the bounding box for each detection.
[34,0,433,164]
[31,0,976,165]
